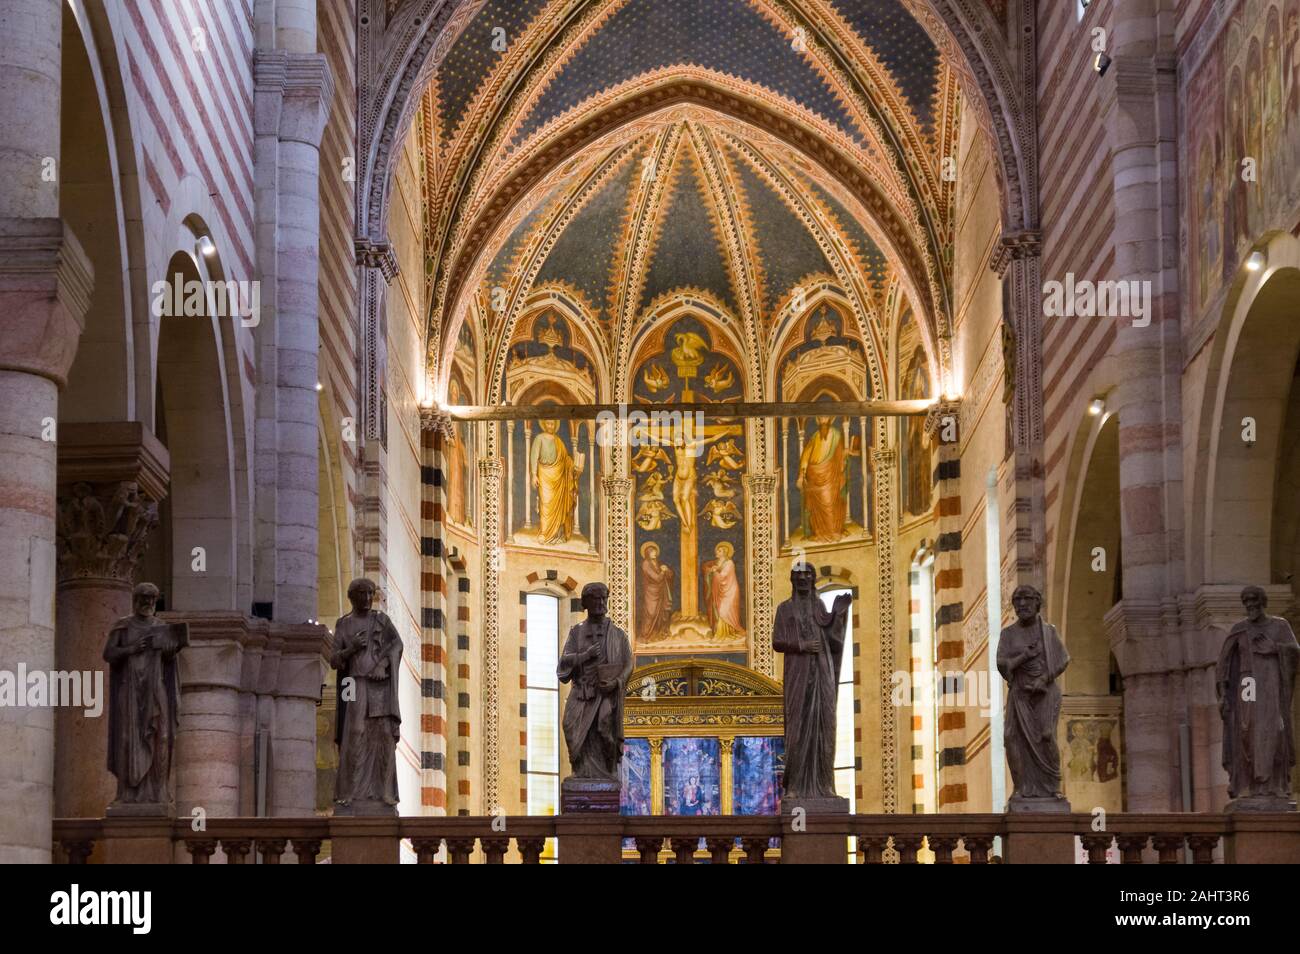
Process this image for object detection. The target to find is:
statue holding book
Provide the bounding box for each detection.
[558,582,633,791]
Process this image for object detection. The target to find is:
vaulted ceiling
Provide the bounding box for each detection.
[414,0,967,400]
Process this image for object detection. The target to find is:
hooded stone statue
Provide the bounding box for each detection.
[773,562,851,804]
[1216,585,1299,808]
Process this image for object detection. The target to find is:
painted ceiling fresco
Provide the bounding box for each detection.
[418,0,961,397]
[477,120,893,362]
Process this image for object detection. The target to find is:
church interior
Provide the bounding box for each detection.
[3,0,1300,866]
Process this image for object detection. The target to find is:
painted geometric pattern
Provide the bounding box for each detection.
[511,0,867,147]
[828,0,941,137]
[435,0,552,137]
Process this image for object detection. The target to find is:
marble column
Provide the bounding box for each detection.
[0,2,93,861]
[0,230,91,864]
[1103,15,1185,811]
[356,240,397,592]
[992,231,1046,595]
[270,622,329,816]
[252,25,334,624]
[54,422,168,818]
[170,613,256,825]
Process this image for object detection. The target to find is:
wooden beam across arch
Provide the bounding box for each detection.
[440,398,936,421]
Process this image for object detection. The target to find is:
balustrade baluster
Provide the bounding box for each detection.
[481,837,510,863]
[961,835,992,864]
[669,837,697,864]
[706,837,732,864]
[517,837,546,864]
[62,841,93,864]
[411,838,442,864]
[1116,834,1148,864]
[291,839,321,864]
[222,839,252,864]
[857,835,887,863]
[1151,834,1184,864]
[259,839,287,864]
[739,836,768,864]
[892,834,923,864]
[1187,834,1219,864]
[636,836,663,863]
[928,836,956,864]
[186,839,218,864]
[1080,834,1112,864]
[446,837,476,864]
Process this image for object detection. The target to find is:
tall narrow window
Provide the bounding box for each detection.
[985,468,1006,814]
[524,593,560,860]
[820,587,856,861]
[910,554,937,814]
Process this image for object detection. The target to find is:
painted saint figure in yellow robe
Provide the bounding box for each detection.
[531,418,582,544]
[797,417,858,541]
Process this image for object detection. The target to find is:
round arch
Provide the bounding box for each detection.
[153,251,240,611]
[1192,231,1300,586]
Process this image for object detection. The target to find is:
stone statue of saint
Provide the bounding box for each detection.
[103,582,188,812]
[331,578,402,815]
[558,582,633,784]
[997,584,1071,811]
[1216,585,1299,809]
[773,563,850,807]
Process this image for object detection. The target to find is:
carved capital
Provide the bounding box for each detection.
[419,406,455,438]
[354,238,399,283]
[924,399,961,440]
[56,481,159,584]
[601,476,633,499]
[990,228,1042,277]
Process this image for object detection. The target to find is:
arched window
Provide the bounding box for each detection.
[819,586,856,862]
[909,553,937,813]
[524,593,561,860]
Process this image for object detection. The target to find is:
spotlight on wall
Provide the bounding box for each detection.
[1088,398,1105,417]
[198,236,217,258]
[1246,250,1267,272]
[1094,52,1112,76]
[315,381,324,392]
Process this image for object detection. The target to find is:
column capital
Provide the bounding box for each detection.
[419,406,454,438]
[601,476,633,498]
[924,399,961,440]
[355,238,398,283]
[990,229,1042,277]
[254,50,334,146]
[0,218,92,385]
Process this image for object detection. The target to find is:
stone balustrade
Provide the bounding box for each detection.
[51,812,1300,864]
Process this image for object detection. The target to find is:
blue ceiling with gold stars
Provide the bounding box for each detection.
[482,122,890,335]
